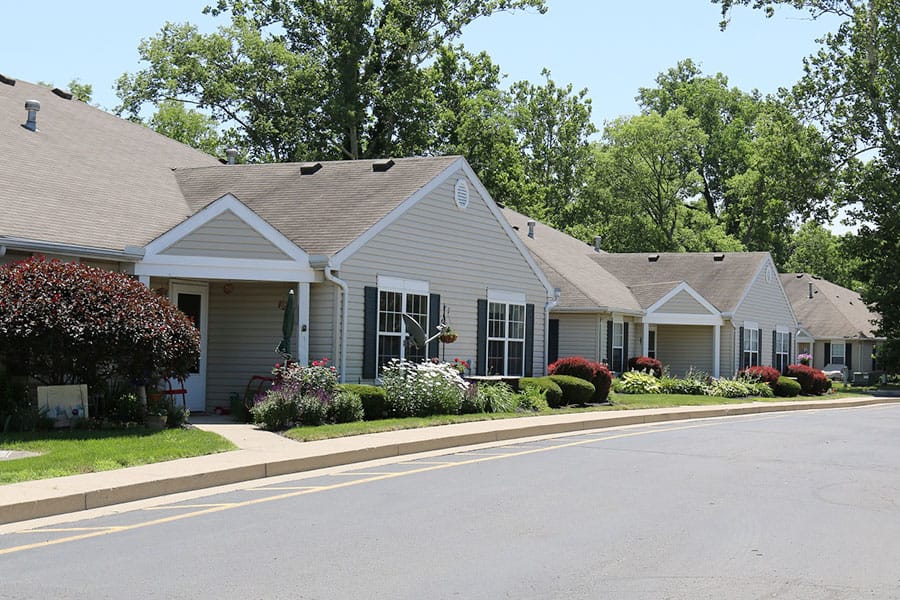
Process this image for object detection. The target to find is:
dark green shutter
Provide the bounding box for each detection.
[524,304,535,377]
[428,294,441,359]
[476,299,488,375]
[771,330,776,367]
[846,343,852,370]
[787,333,792,371]
[824,342,831,365]
[739,327,745,370]
[606,321,613,366]
[363,286,378,379]
[548,319,559,365]
[622,322,629,371]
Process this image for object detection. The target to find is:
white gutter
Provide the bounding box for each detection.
[544,288,561,373]
[0,236,145,262]
[321,261,349,383]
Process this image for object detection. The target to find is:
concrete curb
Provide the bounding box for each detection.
[2,396,897,524]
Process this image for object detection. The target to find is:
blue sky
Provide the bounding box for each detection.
[1,0,836,127]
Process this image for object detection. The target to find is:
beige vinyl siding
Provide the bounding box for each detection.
[205,281,294,410]
[657,291,709,314]
[555,313,602,362]
[309,282,337,363]
[657,325,715,377]
[160,210,290,260]
[720,322,736,376]
[733,263,798,370]
[339,169,548,382]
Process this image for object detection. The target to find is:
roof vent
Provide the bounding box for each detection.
[225,148,238,165]
[713,254,725,262]
[648,254,660,262]
[22,100,40,132]
[527,219,536,239]
[593,235,602,252]
[300,162,322,175]
[52,88,72,100]
[808,282,814,298]
[454,178,469,209]
[0,74,15,86]
[372,158,394,172]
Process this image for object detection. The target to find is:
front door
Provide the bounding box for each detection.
[170,281,208,412]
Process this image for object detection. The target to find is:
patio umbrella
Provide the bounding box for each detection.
[277,289,295,358]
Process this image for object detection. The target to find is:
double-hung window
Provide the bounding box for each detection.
[775,331,790,373]
[647,329,657,360]
[377,277,428,369]
[830,342,846,365]
[611,321,625,372]
[487,291,526,376]
[743,325,759,368]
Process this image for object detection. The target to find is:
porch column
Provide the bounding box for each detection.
[296,282,310,366]
[642,322,650,357]
[713,324,721,378]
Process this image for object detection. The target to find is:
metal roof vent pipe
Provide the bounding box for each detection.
[593,235,602,252]
[22,100,40,132]
[225,148,238,165]
[808,282,814,299]
[527,219,536,239]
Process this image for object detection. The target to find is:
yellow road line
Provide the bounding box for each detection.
[17,526,126,534]
[0,417,770,556]
[242,486,324,491]
[141,503,238,510]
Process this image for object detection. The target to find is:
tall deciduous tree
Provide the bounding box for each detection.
[149,100,224,157]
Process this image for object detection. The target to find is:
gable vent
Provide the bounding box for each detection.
[713,254,725,262]
[648,254,660,262]
[454,178,469,209]
[52,88,73,100]
[0,74,15,86]
[372,158,394,172]
[300,162,322,175]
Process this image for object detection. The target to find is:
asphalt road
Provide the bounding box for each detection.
[3,405,900,599]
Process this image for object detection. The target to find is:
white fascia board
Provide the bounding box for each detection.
[0,236,145,262]
[134,257,317,282]
[643,313,724,326]
[645,281,720,316]
[143,193,309,263]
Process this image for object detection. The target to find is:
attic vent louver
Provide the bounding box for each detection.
[648,254,660,262]
[52,88,72,100]
[372,159,394,172]
[0,74,15,86]
[454,178,469,209]
[713,254,725,262]
[300,162,322,175]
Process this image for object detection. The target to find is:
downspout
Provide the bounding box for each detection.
[544,287,561,374]
[324,264,349,383]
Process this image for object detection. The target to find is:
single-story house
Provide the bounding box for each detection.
[1,77,554,412]
[504,209,800,378]
[780,273,883,379]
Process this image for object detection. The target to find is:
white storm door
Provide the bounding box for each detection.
[170,281,209,412]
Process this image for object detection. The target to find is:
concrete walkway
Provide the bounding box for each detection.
[1,396,896,525]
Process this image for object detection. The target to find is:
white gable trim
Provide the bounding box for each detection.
[136,193,315,282]
[331,157,556,298]
[646,281,720,316]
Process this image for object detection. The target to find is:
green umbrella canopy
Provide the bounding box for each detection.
[277,289,295,357]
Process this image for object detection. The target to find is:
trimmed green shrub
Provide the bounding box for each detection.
[337,383,385,421]
[548,356,612,402]
[327,390,364,423]
[519,377,563,408]
[616,370,662,394]
[774,376,801,397]
[250,389,298,431]
[627,355,663,377]
[548,374,595,405]
[296,394,327,426]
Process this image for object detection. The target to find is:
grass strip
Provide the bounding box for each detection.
[0,429,235,484]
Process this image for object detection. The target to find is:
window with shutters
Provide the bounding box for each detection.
[775,331,790,373]
[487,301,526,376]
[376,278,429,368]
[743,327,759,367]
[612,321,625,372]
[830,342,846,365]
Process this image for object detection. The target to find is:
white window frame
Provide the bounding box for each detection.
[830,341,846,366]
[376,277,429,368]
[647,326,657,360]
[775,330,790,373]
[743,323,759,368]
[486,289,527,376]
[612,320,625,372]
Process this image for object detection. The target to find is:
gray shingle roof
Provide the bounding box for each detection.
[0,77,220,251]
[595,252,771,312]
[780,273,881,339]
[175,156,461,255]
[501,208,642,313]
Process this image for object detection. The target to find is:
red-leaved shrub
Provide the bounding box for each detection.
[0,256,200,387]
[627,355,663,377]
[787,364,831,395]
[739,365,781,387]
[548,356,612,402]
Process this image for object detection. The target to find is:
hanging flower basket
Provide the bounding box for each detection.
[440,329,458,344]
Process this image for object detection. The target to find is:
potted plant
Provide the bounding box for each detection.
[798,353,812,366]
[145,400,168,430]
[440,326,458,344]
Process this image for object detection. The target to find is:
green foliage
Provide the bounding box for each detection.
[0,256,200,388]
[519,376,563,408]
[109,393,143,423]
[774,376,802,397]
[0,366,36,433]
[165,402,191,428]
[337,383,385,421]
[751,382,775,398]
[296,394,328,426]
[547,375,595,406]
[381,360,466,417]
[475,382,519,414]
[250,389,298,431]
[784,222,859,290]
[327,390,365,424]
[659,368,709,395]
[615,370,662,394]
[705,377,758,398]
[149,100,223,156]
[515,385,550,412]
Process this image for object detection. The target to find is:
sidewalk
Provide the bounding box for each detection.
[1,396,896,525]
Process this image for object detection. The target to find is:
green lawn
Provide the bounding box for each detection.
[0,428,235,484]
[284,390,875,442]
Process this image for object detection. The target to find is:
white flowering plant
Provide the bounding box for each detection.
[381,358,469,417]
